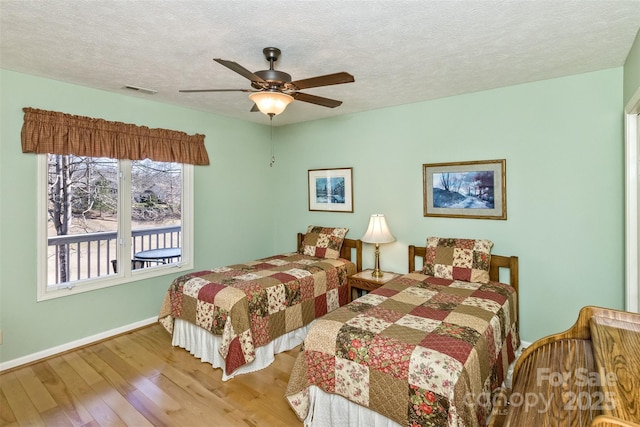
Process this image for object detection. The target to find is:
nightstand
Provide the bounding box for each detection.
[348,269,400,302]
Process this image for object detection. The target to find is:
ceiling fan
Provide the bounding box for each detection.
[179,47,355,116]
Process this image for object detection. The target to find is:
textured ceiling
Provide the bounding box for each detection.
[1,0,639,126]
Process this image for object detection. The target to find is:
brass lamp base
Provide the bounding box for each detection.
[371,243,383,278]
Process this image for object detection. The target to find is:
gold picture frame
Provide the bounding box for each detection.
[423,159,506,219]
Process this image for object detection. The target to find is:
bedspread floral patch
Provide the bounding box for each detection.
[480,282,512,298]
[396,314,441,333]
[327,288,340,312]
[347,300,374,313]
[250,312,270,347]
[483,324,498,366]
[449,280,482,290]
[267,283,287,314]
[335,357,369,406]
[183,277,208,298]
[285,280,302,306]
[366,306,405,323]
[238,329,256,361]
[210,307,228,335]
[305,350,337,392]
[434,322,480,345]
[463,296,501,313]
[403,286,439,299]
[428,292,466,306]
[300,276,315,300]
[424,300,458,312]
[246,289,269,318]
[325,269,340,290]
[284,268,313,279]
[408,346,463,396]
[346,314,392,334]
[196,300,215,330]
[368,335,412,379]
[286,389,309,420]
[169,291,183,317]
[356,293,387,306]
[336,325,375,364]
[408,384,449,427]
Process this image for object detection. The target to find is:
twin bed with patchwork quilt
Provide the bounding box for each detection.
[158,227,362,380]
[285,237,520,427]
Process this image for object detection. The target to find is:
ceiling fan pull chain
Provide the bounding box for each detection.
[270,116,276,167]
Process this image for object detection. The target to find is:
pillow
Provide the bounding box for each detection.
[421,237,493,283]
[299,226,349,259]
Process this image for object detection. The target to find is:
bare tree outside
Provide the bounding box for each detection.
[47,155,182,286]
[433,170,495,209]
[131,159,181,224]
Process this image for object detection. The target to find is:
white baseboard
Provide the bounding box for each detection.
[0,316,158,372]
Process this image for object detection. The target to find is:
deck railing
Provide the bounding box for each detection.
[47,225,181,284]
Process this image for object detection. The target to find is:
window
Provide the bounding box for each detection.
[22,108,207,301]
[37,154,193,300]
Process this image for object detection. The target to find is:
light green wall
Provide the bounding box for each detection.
[0,70,275,362]
[273,68,625,343]
[0,66,628,363]
[624,28,640,106]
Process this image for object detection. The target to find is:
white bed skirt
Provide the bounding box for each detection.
[304,386,401,427]
[172,318,310,381]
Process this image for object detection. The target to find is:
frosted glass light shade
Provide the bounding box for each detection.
[249,91,293,116]
[361,214,395,244]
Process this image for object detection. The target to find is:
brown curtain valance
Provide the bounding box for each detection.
[21,107,209,165]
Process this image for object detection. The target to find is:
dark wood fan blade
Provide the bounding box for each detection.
[250,104,259,112]
[291,72,354,90]
[214,58,267,83]
[291,92,343,108]
[179,89,253,93]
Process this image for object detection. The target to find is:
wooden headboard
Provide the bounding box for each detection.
[408,245,519,316]
[297,233,363,272]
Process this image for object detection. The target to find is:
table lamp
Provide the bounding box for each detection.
[361,214,395,278]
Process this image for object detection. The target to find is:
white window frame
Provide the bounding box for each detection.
[36,154,194,301]
[625,87,640,313]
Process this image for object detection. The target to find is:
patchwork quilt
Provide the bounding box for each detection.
[158,253,356,375]
[285,271,519,427]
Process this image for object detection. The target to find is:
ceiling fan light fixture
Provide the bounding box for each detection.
[249,91,293,116]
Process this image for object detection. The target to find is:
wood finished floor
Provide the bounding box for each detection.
[0,324,304,426]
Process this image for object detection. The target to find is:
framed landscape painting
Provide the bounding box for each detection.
[308,167,353,212]
[423,159,506,219]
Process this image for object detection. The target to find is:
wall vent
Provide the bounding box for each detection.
[123,85,158,95]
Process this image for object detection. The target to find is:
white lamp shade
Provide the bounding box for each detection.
[249,91,293,116]
[361,214,395,244]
